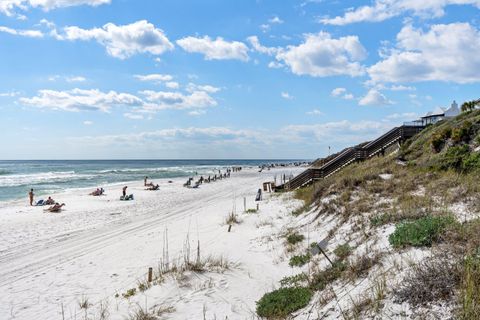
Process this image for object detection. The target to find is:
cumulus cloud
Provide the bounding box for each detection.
[165,81,179,89]
[0,0,110,17]
[140,90,217,111]
[134,74,173,83]
[246,36,279,55]
[331,87,346,97]
[61,20,174,59]
[177,36,249,61]
[274,32,366,77]
[83,120,93,125]
[358,89,393,106]
[19,88,143,112]
[320,0,480,25]
[369,23,480,84]
[0,25,43,37]
[331,87,354,100]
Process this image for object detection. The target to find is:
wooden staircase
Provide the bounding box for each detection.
[279,125,424,191]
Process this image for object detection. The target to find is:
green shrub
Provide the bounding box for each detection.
[286,232,305,245]
[333,244,352,260]
[245,208,258,213]
[440,145,470,171]
[309,260,347,291]
[389,215,456,248]
[462,152,480,171]
[451,121,472,143]
[280,273,308,287]
[289,254,311,267]
[256,287,312,318]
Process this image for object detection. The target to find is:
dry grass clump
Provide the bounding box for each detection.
[346,253,382,281]
[394,252,461,306]
[224,212,241,225]
[127,303,174,320]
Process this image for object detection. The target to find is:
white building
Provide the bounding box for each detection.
[420,100,460,126]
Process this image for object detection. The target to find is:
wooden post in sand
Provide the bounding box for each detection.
[228,224,232,232]
[148,267,153,282]
[243,197,246,212]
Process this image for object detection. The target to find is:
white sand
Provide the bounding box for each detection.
[0,167,305,319]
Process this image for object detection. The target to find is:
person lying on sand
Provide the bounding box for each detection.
[46,203,65,212]
[146,184,159,191]
[89,188,104,196]
[45,197,55,205]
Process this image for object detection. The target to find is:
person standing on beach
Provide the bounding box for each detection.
[122,186,127,197]
[28,189,34,206]
[144,176,148,187]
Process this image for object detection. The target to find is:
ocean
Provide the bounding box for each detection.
[0,160,304,202]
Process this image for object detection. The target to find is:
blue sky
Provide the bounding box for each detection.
[0,0,479,159]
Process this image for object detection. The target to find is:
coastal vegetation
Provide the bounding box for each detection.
[256,109,480,319]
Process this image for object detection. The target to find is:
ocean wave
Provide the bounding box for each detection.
[0,171,96,187]
[0,170,12,175]
[94,165,220,175]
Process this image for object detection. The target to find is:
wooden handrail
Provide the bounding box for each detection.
[278,124,425,190]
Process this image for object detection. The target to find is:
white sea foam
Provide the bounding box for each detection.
[0,171,96,187]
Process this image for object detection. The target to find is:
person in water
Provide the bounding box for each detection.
[28,189,34,206]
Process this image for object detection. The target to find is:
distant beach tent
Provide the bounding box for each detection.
[421,100,460,126]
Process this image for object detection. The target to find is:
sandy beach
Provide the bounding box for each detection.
[0,167,305,319]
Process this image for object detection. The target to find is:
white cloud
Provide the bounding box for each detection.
[70,127,257,147]
[331,87,346,97]
[369,23,480,84]
[0,25,43,37]
[331,87,354,100]
[20,88,143,112]
[385,112,418,120]
[0,0,110,17]
[83,120,93,125]
[0,91,20,97]
[186,83,221,93]
[188,109,206,116]
[268,61,284,69]
[306,109,323,115]
[274,32,367,77]
[246,36,279,55]
[389,85,416,91]
[281,92,293,100]
[177,36,249,61]
[282,120,391,145]
[66,76,86,82]
[165,81,179,89]
[320,0,480,25]
[140,90,218,111]
[269,16,284,24]
[134,74,173,83]
[124,112,144,120]
[359,89,393,106]
[61,20,174,59]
